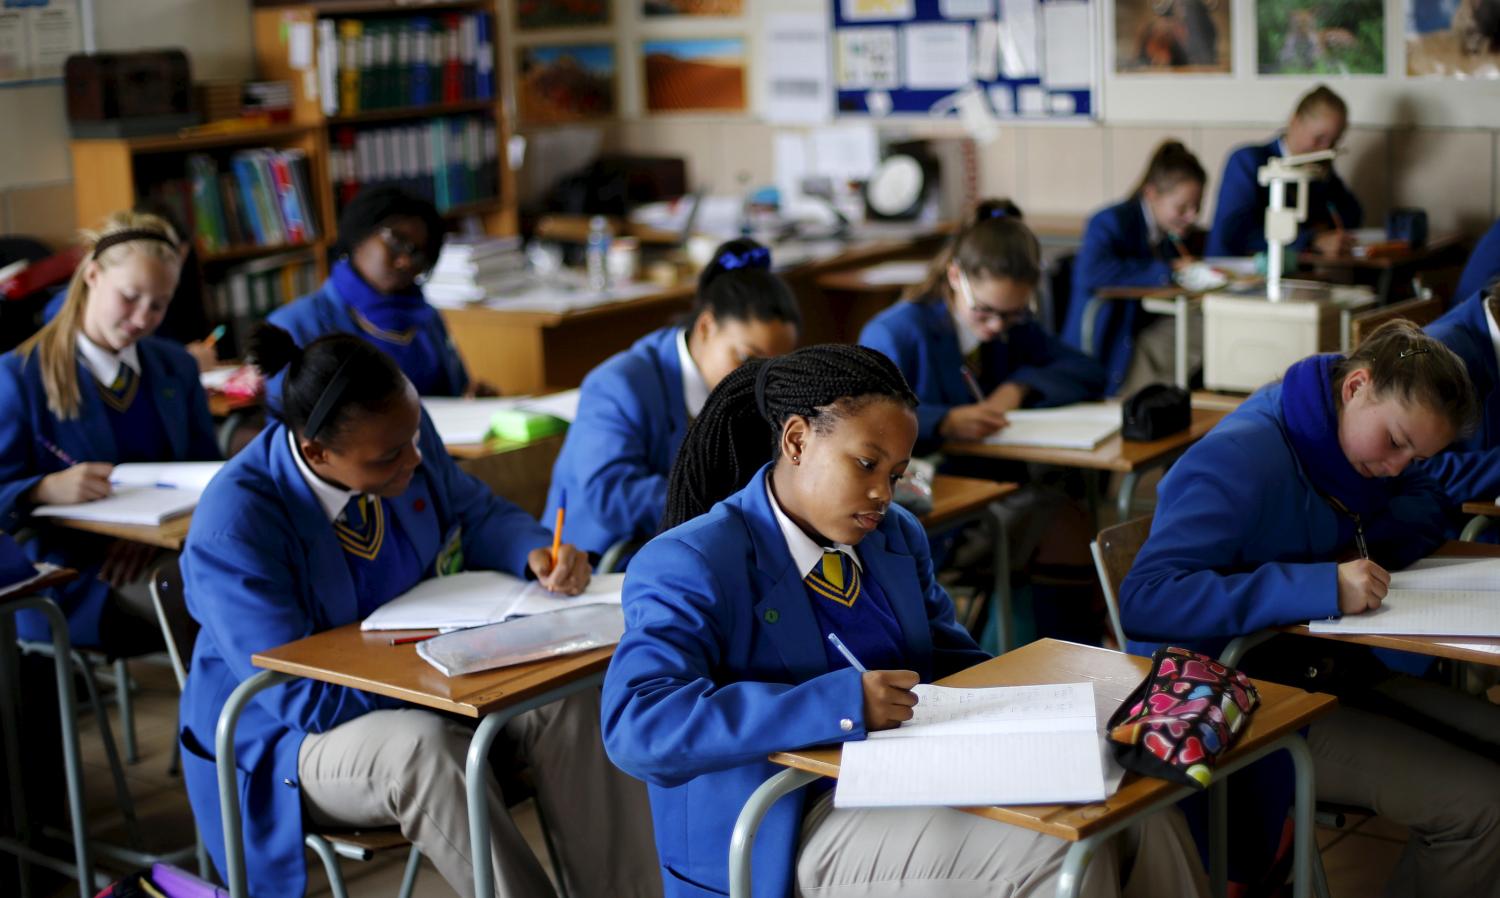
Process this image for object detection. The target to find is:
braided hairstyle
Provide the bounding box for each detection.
[663,344,918,529]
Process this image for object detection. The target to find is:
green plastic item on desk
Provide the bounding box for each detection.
[488,409,569,443]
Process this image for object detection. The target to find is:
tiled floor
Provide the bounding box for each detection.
[30,655,1412,897]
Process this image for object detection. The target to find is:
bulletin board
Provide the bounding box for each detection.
[0,0,85,86]
[831,0,1096,121]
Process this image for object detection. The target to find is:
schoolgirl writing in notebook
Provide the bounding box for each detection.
[269,184,490,397]
[1121,322,1500,897]
[859,199,1105,454]
[1067,141,1207,395]
[1205,84,1362,259]
[545,238,799,563]
[0,211,218,652]
[602,345,1207,898]
[178,325,657,898]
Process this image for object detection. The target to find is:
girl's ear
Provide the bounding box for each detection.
[945,263,963,295]
[82,259,101,291]
[1341,366,1370,406]
[780,414,810,464]
[300,437,330,466]
[691,308,717,345]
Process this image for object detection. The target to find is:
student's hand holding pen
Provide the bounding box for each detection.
[1337,558,1389,615]
[28,462,114,505]
[861,669,920,731]
[527,543,591,595]
[938,404,1010,440]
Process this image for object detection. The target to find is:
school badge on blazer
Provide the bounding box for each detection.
[435,524,464,575]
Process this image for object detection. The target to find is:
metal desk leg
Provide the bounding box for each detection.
[1174,295,1190,390]
[0,613,33,898]
[1461,515,1493,542]
[988,504,1013,654]
[1115,471,1142,525]
[1285,735,1316,898]
[728,768,820,898]
[467,672,605,898]
[0,597,95,897]
[216,669,292,898]
[1209,780,1228,898]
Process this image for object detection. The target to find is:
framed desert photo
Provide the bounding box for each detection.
[643,0,744,15]
[1115,0,1232,74]
[518,44,617,123]
[1258,0,1384,74]
[1408,0,1500,77]
[642,38,748,113]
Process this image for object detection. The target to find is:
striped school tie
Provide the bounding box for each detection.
[335,495,385,561]
[96,364,140,412]
[804,549,861,608]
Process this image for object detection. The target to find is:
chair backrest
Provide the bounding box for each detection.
[148,560,199,690]
[1090,514,1154,649]
[1350,295,1443,347]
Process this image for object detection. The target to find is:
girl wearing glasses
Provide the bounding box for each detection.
[544,238,800,566]
[1067,141,1207,396]
[269,185,489,397]
[859,200,1105,454]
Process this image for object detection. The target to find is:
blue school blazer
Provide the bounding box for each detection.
[177,414,552,898]
[1204,137,1363,258]
[1456,219,1500,304]
[544,326,687,559]
[266,279,470,397]
[1065,199,1175,394]
[1119,385,1447,659]
[602,465,987,898]
[1418,291,1500,503]
[859,299,1106,454]
[0,337,218,646]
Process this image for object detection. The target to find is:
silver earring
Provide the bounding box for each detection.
[792,455,800,463]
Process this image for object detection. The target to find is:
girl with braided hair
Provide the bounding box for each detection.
[602,344,1207,898]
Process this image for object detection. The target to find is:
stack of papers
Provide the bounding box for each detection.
[423,236,529,306]
[360,570,624,631]
[1308,557,1500,637]
[982,403,1121,451]
[835,682,1110,808]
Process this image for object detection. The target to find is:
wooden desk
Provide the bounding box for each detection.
[946,407,1228,523]
[920,476,1018,650]
[729,639,1335,898]
[216,625,612,898]
[46,515,191,551]
[1299,234,1466,302]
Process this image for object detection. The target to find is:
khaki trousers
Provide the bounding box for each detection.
[796,791,1209,897]
[1118,313,1203,398]
[297,690,661,898]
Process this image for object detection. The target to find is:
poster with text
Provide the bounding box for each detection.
[643,38,747,113]
[518,45,615,124]
[1258,0,1384,73]
[1115,0,1231,73]
[1407,0,1500,77]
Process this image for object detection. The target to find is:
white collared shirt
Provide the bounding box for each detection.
[1141,199,1163,248]
[951,304,982,358]
[287,429,357,524]
[75,334,140,388]
[675,328,710,419]
[764,478,863,579]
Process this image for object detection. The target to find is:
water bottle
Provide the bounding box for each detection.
[585,215,610,292]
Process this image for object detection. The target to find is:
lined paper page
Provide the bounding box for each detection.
[870,682,1096,738]
[422,397,530,444]
[836,731,1106,807]
[1386,557,1500,592]
[1308,589,1500,637]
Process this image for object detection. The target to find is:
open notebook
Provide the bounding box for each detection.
[32,484,204,526]
[1308,557,1500,637]
[834,682,1113,808]
[360,570,625,631]
[982,403,1121,451]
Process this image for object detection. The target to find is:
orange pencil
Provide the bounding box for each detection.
[551,506,565,568]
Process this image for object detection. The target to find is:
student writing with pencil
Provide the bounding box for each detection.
[1065,141,1208,395]
[0,211,219,653]
[1121,323,1500,895]
[178,323,657,898]
[544,237,800,566]
[602,345,1207,897]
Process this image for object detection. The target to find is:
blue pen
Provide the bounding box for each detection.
[826,633,867,673]
[36,437,77,467]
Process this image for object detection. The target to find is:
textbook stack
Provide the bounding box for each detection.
[318,11,495,116]
[329,114,498,213]
[422,235,527,305]
[208,250,318,348]
[170,150,320,254]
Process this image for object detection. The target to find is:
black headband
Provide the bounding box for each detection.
[753,357,776,421]
[303,354,359,441]
[91,229,178,260]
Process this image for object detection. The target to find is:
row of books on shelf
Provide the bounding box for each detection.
[319,12,494,117]
[206,250,319,348]
[154,150,321,256]
[331,116,499,214]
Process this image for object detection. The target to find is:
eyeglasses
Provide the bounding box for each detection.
[957,270,1033,328]
[378,228,428,270]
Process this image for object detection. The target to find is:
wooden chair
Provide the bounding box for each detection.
[1088,515,1153,649]
[1349,295,1443,347]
